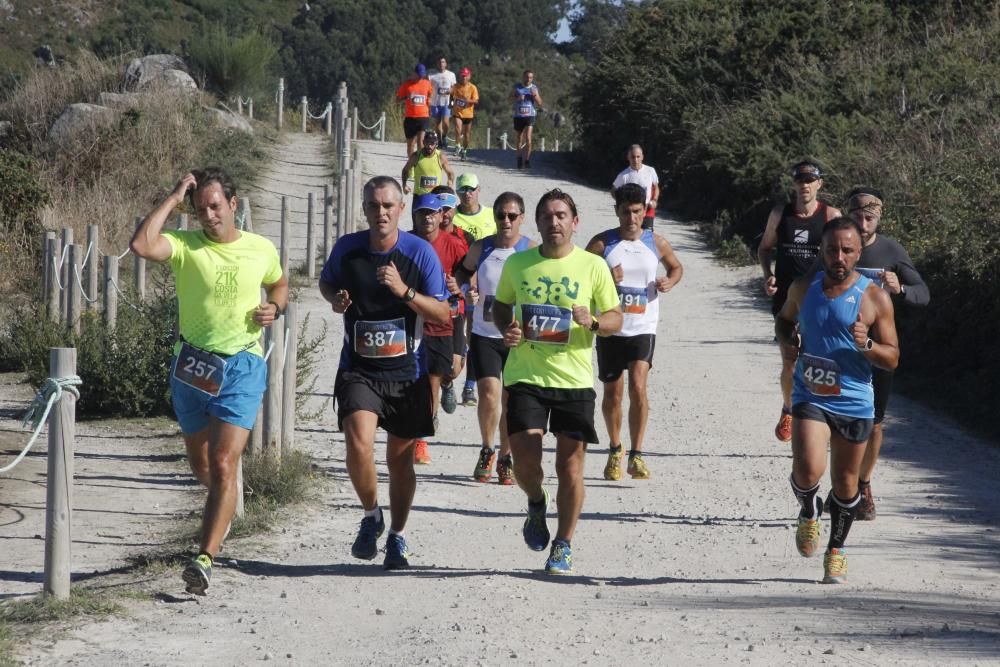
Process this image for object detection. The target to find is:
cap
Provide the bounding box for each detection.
[437,192,460,210]
[456,173,479,191]
[414,193,443,211]
[791,162,822,182]
[460,67,471,77]
[415,63,427,77]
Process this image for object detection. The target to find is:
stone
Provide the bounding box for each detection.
[48,103,117,146]
[204,107,254,134]
[124,54,188,90]
[98,92,144,108]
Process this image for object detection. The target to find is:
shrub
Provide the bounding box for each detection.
[187,27,278,99]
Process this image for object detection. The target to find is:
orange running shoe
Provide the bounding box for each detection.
[474,447,496,482]
[414,439,431,464]
[774,410,792,442]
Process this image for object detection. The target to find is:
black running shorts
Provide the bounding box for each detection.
[469,334,508,380]
[335,370,434,438]
[423,334,454,377]
[513,117,535,132]
[403,117,429,139]
[506,383,599,444]
[792,402,873,444]
[596,334,656,383]
[451,316,466,356]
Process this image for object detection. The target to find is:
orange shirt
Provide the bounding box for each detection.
[396,79,433,118]
[450,82,479,119]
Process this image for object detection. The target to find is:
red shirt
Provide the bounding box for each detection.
[423,231,467,335]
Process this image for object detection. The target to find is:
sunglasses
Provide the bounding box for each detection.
[495,212,521,221]
[793,175,819,183]
[458,187,477,194]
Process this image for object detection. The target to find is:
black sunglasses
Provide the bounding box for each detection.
[495,212,521,221]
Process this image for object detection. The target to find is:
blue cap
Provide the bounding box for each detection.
[415,63,427,77]
[437,193,459,210]
[414,193,442,211]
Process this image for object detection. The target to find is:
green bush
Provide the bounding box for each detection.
[0,149,50,255]
[187,27,278,98]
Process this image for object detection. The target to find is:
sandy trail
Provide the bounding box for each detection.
[2,134,999,665]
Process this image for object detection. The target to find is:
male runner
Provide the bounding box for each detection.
[319,176,449,569]
[428,57,457,149]
[130,168,288,595]
[410,193,468,461]
[586,183,683,481]
[456,192,537,484]
[610,145,661,230]
[493,189,622,574]
[401,130,455,196]
[396,64,433,158]
[759,161,841,442]
[453,173,497,242]
[846,187,929,520]
[776,217,898,584]
[450,67,478,159]
[509,70,543,169]
[431,185,467,245]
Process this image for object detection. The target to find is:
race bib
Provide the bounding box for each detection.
[522,304,571,345]
[354,318,407,358]
[801,353,841,396]
[449,296,462,316]
[438,87,451,95]
[410,94,426,105]
[482,295,495,322]
[518,104,533,116]
[618,286,648,314]
[455,99,468,108]
[419,175,438,189]
[857,267,885,288]
[173,342,226,397]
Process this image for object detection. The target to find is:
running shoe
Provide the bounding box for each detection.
[474,447,496,482]
[822,548,848,584]
[440,136,448,149]
[524,160,531,169]
[496,454,515,486]
[182,554,212,596]
[603,448,623,481]
[795,517,821,558]
[461,386,477,406]
[441,382,457,414]
[516,157,523,169]
[383,533,411,570]
[857,484,876,521]
[775,410,792,442]
[522,489,550,551]
[627,453,651,480]
[351,510,385,560]
[414,439,431,464]
[545,539,573,574]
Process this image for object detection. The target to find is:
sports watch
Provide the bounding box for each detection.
[401,287,416,303]
[862,338,874,351]
[590,317,600,333]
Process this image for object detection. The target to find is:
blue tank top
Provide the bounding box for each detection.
[513,84,537,118]
[792,272,874,418]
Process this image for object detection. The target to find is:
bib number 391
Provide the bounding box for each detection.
[617,286,648,314]
[173,342,226,396]
[354,318,407,358]
[522,304,571,345]
[801,353,842,396]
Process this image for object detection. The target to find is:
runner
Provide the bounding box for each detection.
[610,145,661,230]
[455,192,537,484]
[319,176,449,570]
[453,173,497,242]
[130,168,288,595]
[509,70,543,169]
[758,161,841,442]
[846,187,929,520]
[428,57,457,149]
[401,130,455,196]
[493,189,622,574]
[409,193,468,463]
[586,183,683,481]
[396,64,433,158]
[776,217,898,584]
[450,67,478,159]
[431,184,467,245]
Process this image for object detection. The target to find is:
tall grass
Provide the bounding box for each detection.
[187,27,277,99]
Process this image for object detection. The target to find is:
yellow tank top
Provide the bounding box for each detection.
[413,149,444,195]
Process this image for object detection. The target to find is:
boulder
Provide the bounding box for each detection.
[98,91,143,108]
[159,69,198,91]
[124,54,189,91]
[204,107,254,134]
[48,103,117,145]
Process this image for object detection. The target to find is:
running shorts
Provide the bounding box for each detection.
[792,402,874,444]
[170,349,266,434]
[596,334,656,383]
[334,370,434,438]
[506,383,598,444]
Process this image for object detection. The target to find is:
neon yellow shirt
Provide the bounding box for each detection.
[496,246,619,389]
[453,205,496,241]
[163,230,283,357]
[412,149,444,195]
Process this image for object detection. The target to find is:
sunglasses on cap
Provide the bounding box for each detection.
[495,211,522,221]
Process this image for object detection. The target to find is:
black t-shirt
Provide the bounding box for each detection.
[857,234,930,306]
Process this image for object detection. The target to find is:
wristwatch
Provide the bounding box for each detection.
[862,338,874,351]
[401,287,416,303]
[590,317,600,333]
[269,301,283,317]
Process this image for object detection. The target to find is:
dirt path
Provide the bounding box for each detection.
[3,135,1000,665]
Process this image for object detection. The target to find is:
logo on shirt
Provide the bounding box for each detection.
[520,276,580,306]
[845,295,856,304]
[214,264,239,307]
[794,230,810,244]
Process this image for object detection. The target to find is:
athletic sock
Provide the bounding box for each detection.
[790,474,822,520]
[388,528,404,539]
[364,505,381,519]
[528,494,546,510]
[610,443,623,454]
[628,449,640,459]
[781,405,792,415]
[198,551,213,564]
[827,490,861,550]
[858,478,871,487]
[552,538,570,548]
[481,445,495,453]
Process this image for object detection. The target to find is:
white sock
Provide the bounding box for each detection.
[364,505,380,519]
[388,528,404,538]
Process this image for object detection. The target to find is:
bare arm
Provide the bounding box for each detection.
[775,277,807,347]
[401,153,417,192]
[253,273,289,327]
[650,181,660,205]
[758,203,783,277]
[853,284,899,371]
[655,233,683,291]
[130,174,194,262]
[439,152,455,187]
[454,240,482,285]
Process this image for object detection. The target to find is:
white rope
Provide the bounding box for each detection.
[306,104,331,120]
[281,327,290,361]
[0,375,82,474]
[262,341,275,362]
[56,243,70,270]
[73,264,99,303]
[239,96,253,105]
[108,276,142,312]
[118,247,131,260]
[51,256,64,290]
[357,116,384,132]
[81,240,95,268]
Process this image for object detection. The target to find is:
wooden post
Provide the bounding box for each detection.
[486,127,491,150]
[85,225,99,312]
[103,254,118,329]
[178,213,188,230]
[48,236,62,324]
[301,96,308,133]
[306,192,316,279]
[336,173,347,241]
[341,118,352,173]
[44,347,76,600]
[277,78,284,130]
[555,139,560,152]
[325,103,333,136]
[237,97,244,115]
[262,317,284,459]
[352,106,359,140]
[238,197,250,231]
[570,141,574,152]
[240,196,253,232]
[235,459,245,519]
[344,167,354,236]
[67,244,82,334]
[133,217,146,301]
[248,99,254,120]
[323,183,333,255]
[541,137,546,152]
[281,302,298,450]
[280,197,290,274]
[42,232,55,306]
[380,111,386,141]
[59,228,73,320]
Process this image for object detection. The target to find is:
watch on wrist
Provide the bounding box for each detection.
[590,317,600,333]
[401,287,416,303]
[269,301,283,317]
[862,338,874,351]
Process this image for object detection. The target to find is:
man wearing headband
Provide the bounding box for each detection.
[759,161,841,443]
[845,187,929,520]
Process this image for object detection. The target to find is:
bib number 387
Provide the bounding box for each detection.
[173,342,226,396]
[522,304,571,345]
[354,318,407,358]
[801,353,842,396]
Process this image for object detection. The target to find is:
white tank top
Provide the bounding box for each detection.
[472,236,532,338]
[601,229,661,336]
